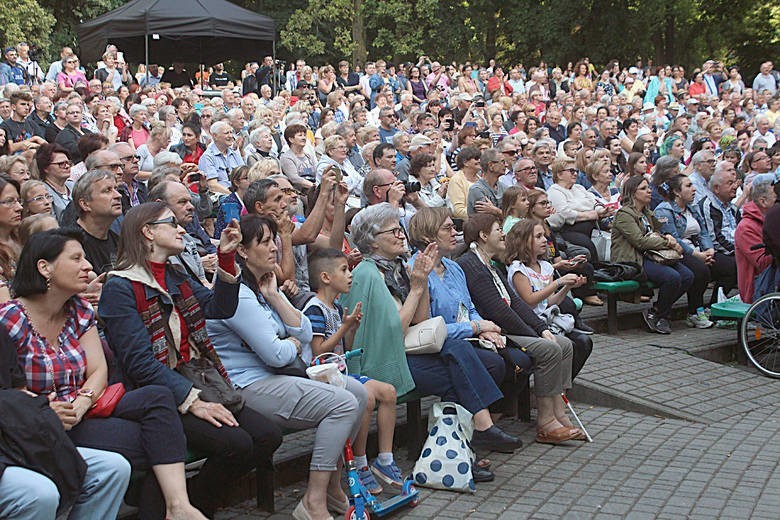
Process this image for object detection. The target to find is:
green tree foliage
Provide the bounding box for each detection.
[280,0,779,75]
[0,0,55,51]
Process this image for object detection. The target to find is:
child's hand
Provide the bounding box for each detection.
[343,302,363,330]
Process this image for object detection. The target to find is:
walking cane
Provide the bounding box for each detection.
[561,393,592,442]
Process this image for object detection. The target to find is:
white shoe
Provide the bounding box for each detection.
[687,311,714,329]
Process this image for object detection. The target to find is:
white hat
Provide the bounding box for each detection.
[410,134,434,151]
[628,67,640,75]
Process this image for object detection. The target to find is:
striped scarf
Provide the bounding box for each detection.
[131,279,230,382]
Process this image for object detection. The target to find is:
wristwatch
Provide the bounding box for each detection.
[77,388,95,404]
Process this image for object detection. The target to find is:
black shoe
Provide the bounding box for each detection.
[573,322,594,334]
[471,425,523,453]
[656,317,672,334]
[642,309,661,333]
[472,466,495,483]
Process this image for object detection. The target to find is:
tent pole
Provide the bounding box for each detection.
[145,33,149,85]
[272,38,277,97]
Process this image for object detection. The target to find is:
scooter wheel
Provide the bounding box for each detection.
[409,497,419,507]
[345,505,370,520]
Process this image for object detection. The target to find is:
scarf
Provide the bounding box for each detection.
[130,278,231,382]
[369,254,411,301]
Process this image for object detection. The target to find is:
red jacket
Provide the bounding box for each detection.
[735,201,772,303]
[487,76,513,96]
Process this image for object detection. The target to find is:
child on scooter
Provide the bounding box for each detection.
[303,248,403,494]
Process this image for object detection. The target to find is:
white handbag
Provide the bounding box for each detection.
[413,402,476,493]
[404,316,447,355]
[591,228,611,262]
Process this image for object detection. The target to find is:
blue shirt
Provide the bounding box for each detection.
[207,284,312,388]
[198,142,245,188]
[409,255,480,339]
[689,170,712,205]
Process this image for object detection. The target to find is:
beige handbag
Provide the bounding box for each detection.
[404,316,447,355]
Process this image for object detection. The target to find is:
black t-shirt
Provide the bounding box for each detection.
[0,117,36,144]
[161,69,193,88]
[210,72,232,88]
[79,225,119,275]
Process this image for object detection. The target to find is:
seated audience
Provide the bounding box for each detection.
[99,203,283,517]
[735,174,776,303]
[611,176,692,334]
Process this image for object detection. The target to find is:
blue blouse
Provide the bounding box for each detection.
[409,254,480,339]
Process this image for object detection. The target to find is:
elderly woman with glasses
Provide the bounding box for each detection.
[547,157,614,263]
[20,179,53,218]
[56,56,88,93]
[341,203,523,461]
[34,143,73,220]
[316,135,362,206]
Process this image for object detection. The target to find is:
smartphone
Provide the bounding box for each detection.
[188,172,201,182]
[475,101,486,108]
[222,202,240,223]
[570,257,586,265]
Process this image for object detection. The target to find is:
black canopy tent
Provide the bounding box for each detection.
[77,0,275,65]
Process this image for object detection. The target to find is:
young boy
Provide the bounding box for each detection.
[303,248,402,493]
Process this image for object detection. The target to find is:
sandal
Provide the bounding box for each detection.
[536,425,576,445]
[476,458,491,470]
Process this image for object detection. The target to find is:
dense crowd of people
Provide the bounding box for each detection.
[0,41,779,519]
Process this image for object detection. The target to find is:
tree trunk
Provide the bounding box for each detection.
[484,5,499,61]
[352,0,367,68]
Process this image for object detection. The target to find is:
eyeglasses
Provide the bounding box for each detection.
[66,111,82,115]
[51,160,72,168]
[146,216,179,228]
[99,163,123,170]
[25,194,53,204]
[377,227,404,238]
[119,154,139,162]
[560,168,578,174]
[502,150,519,156]
[0,198,22,207]
[515,166,536,173]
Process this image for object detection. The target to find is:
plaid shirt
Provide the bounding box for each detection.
[0,297,96,402]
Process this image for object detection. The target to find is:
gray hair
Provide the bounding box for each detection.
[210,120,231,136]
[709,164,735,188]
[652,155,681,186]
[392,132,407,148]
[243,178,279,213]
[249,125,272,146]
[480,148,502,172]
[72,170,114,218]
[129,103,147,118]
[104,96,121,111]
[147,166,183,193]
[691,149,714,166]
[153,151,182,168]
[350,203,401,253]
[158,104,175,121]
[751,178,775,203]
[227,108,244,121]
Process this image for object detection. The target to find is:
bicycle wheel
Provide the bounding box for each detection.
[740,293,780,378]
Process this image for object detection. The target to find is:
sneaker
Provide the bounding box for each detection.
[687,311,714,329]
[642,309,661,333]
[573,322,595,335]
[371,460,404,488]
[656,318,672,334]
[716,320,738,329]
[357,465,383,494]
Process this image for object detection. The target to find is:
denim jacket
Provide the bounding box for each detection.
[654,200,713,255]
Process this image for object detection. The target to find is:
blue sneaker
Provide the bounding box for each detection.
[357,465,383,494]
[371,459,404,488]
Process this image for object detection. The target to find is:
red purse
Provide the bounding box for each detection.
[86,383,125,418]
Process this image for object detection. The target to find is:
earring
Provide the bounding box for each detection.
[45,276,51,291]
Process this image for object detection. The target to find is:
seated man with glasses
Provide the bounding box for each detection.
[499,157,539,192]
[110,142,147,213]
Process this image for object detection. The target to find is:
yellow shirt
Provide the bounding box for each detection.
[447,171,475,220]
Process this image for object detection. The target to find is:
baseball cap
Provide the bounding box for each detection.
[668,102,681,111]
[459,93,473,102]
[642,102,655,112]
[628,67,640,75]
[410,134,434,151]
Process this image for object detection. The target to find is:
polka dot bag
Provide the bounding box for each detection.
[413,402,476,493]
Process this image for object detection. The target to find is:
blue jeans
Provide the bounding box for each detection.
[0,447,130,520]
[405,337,504,414]
[642,258,694,318]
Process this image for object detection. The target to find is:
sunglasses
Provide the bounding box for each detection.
[146,215,179,228]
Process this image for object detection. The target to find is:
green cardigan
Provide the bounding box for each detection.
[610,203,671,268]
[340,259,417,397]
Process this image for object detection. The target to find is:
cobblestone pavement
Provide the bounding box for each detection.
[215,320,780,519]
